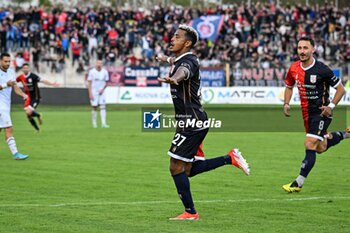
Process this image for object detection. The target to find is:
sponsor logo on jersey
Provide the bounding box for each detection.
[310,75,317,83]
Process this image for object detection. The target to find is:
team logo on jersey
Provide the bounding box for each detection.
[143,109,162,129]
[310,75,317,83]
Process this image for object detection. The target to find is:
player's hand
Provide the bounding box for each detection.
[53,82,60,87]
[283,103,291,117]
[98,89,104,95]
[156,54,168,63]
[89,94,94,101]
[156,54,174,64]
[6,80,16,87]
[158,77,178,85]
[22,94,28,100]
[320,105,332,117]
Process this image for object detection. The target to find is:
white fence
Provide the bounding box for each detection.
[104,87,350,105]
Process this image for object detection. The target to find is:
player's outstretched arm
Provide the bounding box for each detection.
[158,66,189,85]
[41,79,59,87]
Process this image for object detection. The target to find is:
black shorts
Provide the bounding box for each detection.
[168,128,209,162]
[30,99,40,108]
[304,113,332,141]
[24,97,40,109]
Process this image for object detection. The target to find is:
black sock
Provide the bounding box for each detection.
[31,111,40,117]
[299,150,316,178]
[189,155,231,177]
[326,132,344,150]
[28,118,40,131]
[291,180,299,187]
[172,172,196,214]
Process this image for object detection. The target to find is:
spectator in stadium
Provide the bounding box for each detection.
[282,37,349,193]
[31,47,41,73]
[87,60,110,128]
[15,52,25,72]
[16,63,59,132]
[0,52,29,160]
[157,25,250,220]
[71,38,82,68]
[61,33,70,58]
[0,3,349,77]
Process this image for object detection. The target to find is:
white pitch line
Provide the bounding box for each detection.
[0,196,349,208]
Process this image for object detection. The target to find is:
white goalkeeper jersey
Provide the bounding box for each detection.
[0,68,15,112]
[87,68,109,92]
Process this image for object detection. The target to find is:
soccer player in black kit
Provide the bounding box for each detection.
[16,63,59,132]
[157,25,250,220]
[282,37,350,193]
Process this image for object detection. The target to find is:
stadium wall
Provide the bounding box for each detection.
[12,88,90,105]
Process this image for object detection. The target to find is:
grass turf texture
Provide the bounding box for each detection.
[0,105,349,233]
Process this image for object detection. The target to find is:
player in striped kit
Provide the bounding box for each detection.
[282,37,350,192]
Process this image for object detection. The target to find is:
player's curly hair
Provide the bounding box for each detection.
[178,24,199,48]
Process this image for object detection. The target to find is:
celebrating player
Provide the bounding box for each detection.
[282,37,350,193]
[0,53,29,160]
[16,63,59,132]
[157,25,250,220]
[87,60,110,128]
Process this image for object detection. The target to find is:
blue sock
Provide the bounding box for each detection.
[189,156,231,177]
[172,172,196,214]
[299,150,316,178]
[326,132,344,150]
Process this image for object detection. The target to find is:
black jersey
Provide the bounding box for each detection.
[169,52,207,131]
[16,72,41,99]
[285,59,341,114]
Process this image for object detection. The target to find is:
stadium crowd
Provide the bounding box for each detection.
[0,2,349,74]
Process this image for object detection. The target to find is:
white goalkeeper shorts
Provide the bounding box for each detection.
[90,91,106,107]
[0,110,12,128]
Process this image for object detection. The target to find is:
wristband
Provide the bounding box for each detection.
[328,102,335,109]
[1,83,8,89]
[167,57,171,64]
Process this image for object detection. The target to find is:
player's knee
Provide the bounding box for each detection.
[169,159,185,175]
[316,148,325,154]
[169,165,182,175]
[184,167,192,177]
[304,139,318,150]
[316,142,327,154]
[169,166,181,175]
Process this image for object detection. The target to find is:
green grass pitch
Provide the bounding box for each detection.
[0,105,349,233]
